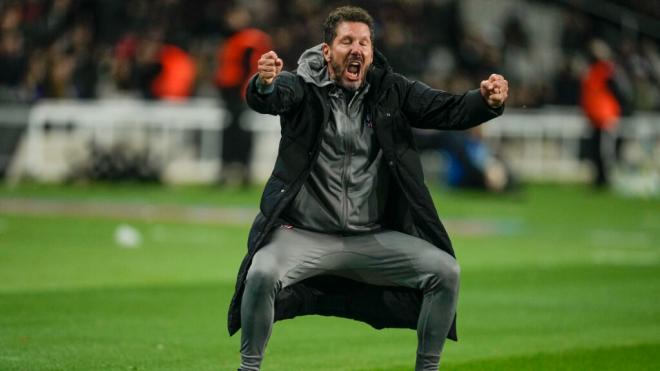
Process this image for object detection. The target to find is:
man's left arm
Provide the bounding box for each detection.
[402,74,509,130]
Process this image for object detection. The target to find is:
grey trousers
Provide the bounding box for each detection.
[239,226,460,371]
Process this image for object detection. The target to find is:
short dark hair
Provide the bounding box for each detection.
[323,6,374,44]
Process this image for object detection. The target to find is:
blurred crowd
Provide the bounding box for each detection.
[1,0,659,110]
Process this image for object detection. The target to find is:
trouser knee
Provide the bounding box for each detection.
[443,260,460,291]
[425,258,460,294]
[244,265,281,298]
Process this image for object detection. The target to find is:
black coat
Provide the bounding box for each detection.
[227,51,503,341]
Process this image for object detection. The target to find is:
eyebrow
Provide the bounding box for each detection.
[340,35,371,41]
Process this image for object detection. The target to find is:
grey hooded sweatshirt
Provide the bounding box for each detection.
[275,45,390,234]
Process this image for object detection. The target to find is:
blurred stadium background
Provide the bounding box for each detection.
[0,0,659,370]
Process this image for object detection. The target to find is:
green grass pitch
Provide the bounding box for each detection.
[1,183,659,370]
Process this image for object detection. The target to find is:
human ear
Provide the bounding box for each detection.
[322,43,331,63]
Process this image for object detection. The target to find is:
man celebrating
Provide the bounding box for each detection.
[228,6,508,371]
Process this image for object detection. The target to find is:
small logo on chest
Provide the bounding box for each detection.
[364,112,375,128]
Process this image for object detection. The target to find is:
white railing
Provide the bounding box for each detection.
[482,107,659,181]
[2,100,659,183]
[8,99,225,183]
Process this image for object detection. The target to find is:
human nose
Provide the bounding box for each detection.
[349,43,363,55]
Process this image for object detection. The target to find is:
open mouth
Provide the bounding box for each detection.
[346,61,361,81]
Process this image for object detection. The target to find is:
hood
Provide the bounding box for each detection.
[296,44,333,87]
[296,44,392,87]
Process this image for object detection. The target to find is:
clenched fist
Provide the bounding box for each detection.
[257,51,284,86]
[480,74,509,108]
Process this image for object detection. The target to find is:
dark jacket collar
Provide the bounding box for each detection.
[365,48,393,103]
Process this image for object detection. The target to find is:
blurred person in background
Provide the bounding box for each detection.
[44,19,98,99]
[140,30,196,101]
[0,29,27,97]
[580,39,631,188]
[112,26,196,101]
[229,6,508,371]
[69,20,97,98]
[214,6,272,186]
[46,35,76,98]
[0,3,28,100]
[111,33,139,93]
[413,127,513,192]
[22,47,48,100]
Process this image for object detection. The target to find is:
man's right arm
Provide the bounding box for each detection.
[246,51,304,115]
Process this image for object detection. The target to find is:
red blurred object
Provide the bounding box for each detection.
[580,60,621,130]
[151,44,196,100]
[214,28,272,99]
[114,35,138,60]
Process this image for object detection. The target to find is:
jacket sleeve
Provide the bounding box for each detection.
[401,78,504,130]
[245,71,305,115]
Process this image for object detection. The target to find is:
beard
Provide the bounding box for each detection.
[329,54,366,92]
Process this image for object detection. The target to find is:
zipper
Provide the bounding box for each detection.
[340,87,369,230]
[340,125,352,230]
